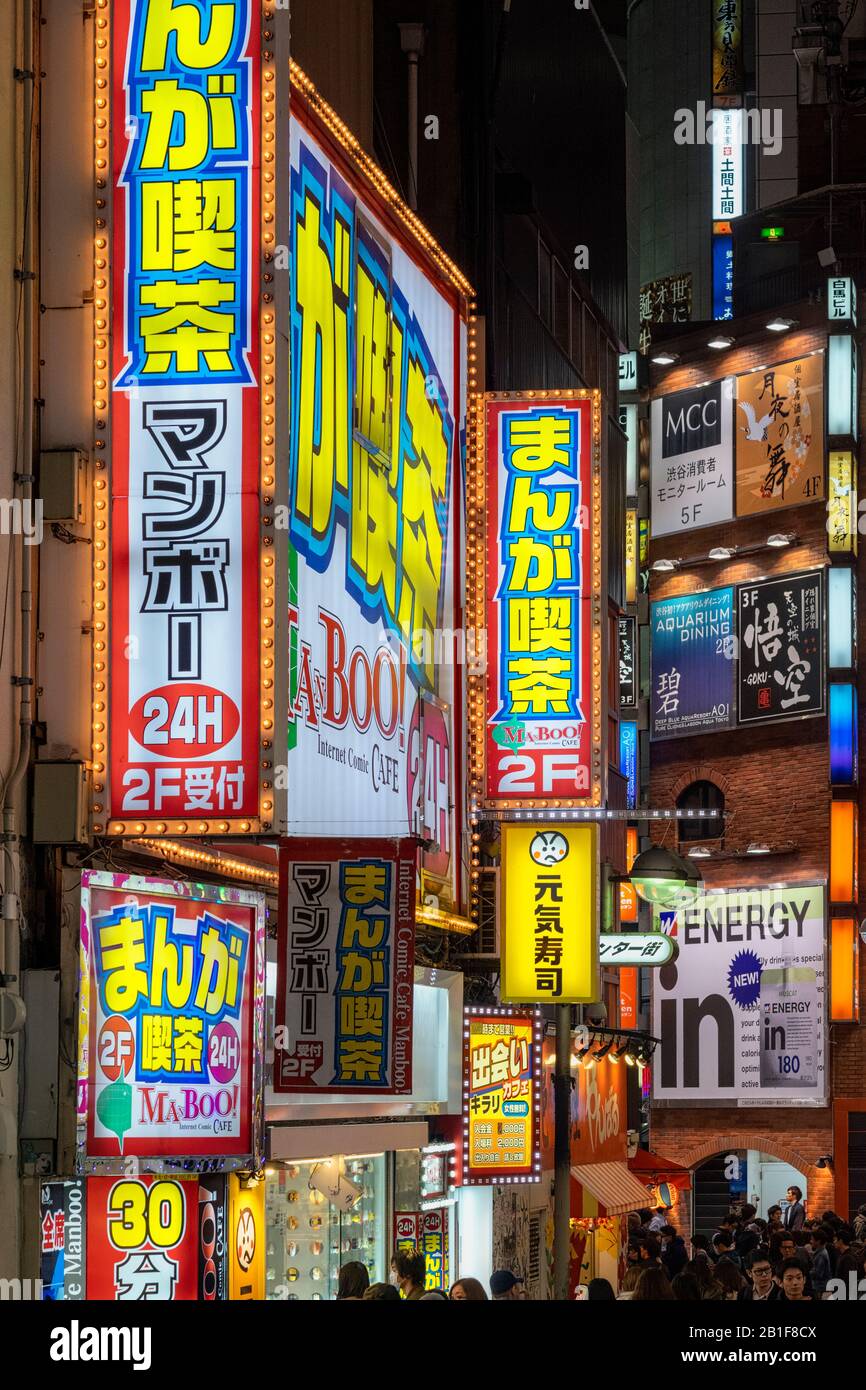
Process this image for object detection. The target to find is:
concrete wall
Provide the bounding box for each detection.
[628,0,715,321]
[756,0,798,210]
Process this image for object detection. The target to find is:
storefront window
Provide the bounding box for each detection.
[394,1149,422,1211]
[264,1156,386,1300]
[392,1147,455,1293]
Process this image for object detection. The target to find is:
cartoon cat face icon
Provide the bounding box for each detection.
[236,1207,256,1272]
[529,831,569,866]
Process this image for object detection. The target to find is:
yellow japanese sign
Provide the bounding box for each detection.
[463,1008,541,1185]
[501,824,599,1004]
[828,451,857,555]
[625,508,638,604]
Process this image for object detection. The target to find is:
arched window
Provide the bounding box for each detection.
[677,780,724,843]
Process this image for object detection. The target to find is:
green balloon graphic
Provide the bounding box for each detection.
[492,715,525,748]
[97,1080,133,1153]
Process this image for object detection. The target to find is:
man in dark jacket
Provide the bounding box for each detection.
[742,1249,782,1302]
[808,1227,832,1297]
[659,1224,688,1280]
[782,1185,806,1231]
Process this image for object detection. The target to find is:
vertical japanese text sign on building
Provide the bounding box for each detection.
[463,1007,542,1186]
[287,81,471,848]
[275,839,415,1094]
[712,0,743,101]
[471,393,604,810]
[102,0,265,833]
[78,870,266,1168]
[737,571,825,725]
[711,108,744,220]
[501,824,599,1004]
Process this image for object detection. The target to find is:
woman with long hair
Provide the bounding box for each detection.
[632,1267,675,1301]
[714,1260,746,1300]
[336,1261,370,1300]
[684,1257,725,1300]
[450,1278,489,1301]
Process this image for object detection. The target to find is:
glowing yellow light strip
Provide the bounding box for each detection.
[289,60,474,301]
[132,838,279,889]
[415,904,478,937]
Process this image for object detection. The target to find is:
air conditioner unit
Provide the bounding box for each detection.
[32,761,89,844]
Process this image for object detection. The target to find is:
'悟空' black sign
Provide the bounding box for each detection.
[737,571,824,725]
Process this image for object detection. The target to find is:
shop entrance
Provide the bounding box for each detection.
[692,1149,808,1237]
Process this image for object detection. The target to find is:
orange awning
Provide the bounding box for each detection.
[570,1162,659,1216]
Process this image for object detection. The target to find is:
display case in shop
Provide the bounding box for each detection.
[265,1156,387,1299]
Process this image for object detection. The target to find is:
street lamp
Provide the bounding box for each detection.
[630,845,702,907]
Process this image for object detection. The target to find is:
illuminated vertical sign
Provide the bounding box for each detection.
[619,404,639,497]
[828,452,857,555]
[828,336,859,439]
[712,109,744,220]
[619,352,638,393]
[102,0,265,834]
[828,567,856,669]
[501,823,599,1004]
[463,1006,542,1185]
[829,683,858,786]
[625,508,638,604]
[620,826,639,924]
[618,615,637,708]
[619,721,638,810]
[712,0,743,100]
[619,966,639,1029]
[712,229,734,320]
[473,392,603,809]
[828,276,857,326]
[275,838,416,1094]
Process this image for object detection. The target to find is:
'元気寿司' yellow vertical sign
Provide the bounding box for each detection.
[501,823,599,1004]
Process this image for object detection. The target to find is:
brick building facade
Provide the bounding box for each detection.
[644,303,865,1229]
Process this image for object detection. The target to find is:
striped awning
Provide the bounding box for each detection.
[571,1161,659,1217]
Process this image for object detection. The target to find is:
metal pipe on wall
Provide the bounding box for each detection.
[399,22,426,211]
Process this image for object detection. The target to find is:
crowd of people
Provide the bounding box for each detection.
[335,1252,526,1300]
[612,1187,866,1302]
[334,1189,866,1301]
